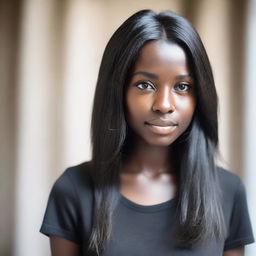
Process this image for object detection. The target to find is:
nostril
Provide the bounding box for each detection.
[152,91,176,113]
[152,104,176,114]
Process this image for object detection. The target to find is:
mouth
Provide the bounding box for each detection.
[144,122,178,135]
[145,122,178,127]
[145,119,178,127]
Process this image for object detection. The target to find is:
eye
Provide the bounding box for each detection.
[135,81,155,90]
[174,82,192,92]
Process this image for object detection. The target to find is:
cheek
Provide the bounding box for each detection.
[177,97,197,123]
[125,93,151,122]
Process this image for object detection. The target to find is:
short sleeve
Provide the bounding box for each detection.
[224,178,255,250]
[40,169,81,244]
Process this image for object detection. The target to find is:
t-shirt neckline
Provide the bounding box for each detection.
[120,194,178,213]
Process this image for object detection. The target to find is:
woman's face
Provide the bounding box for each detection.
[125,40,197,147]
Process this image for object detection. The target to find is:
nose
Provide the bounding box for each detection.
[152,87,175,113]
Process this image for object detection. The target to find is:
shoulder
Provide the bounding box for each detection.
[40,161,94,243]
[216,166,248,214]
[51,161,94,201]
[216,166,247,209]
[216,166,242,189]
[63,161,93,186]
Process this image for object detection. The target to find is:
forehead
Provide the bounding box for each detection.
[133,40,190,71]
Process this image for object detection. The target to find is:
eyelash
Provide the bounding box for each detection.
[135,81,155,90]
[135,81,192,92]
[175,82,192,91]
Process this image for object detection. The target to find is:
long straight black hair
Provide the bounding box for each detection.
[89,9,226,254]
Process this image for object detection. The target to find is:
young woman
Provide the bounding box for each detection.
[40,10,254,256]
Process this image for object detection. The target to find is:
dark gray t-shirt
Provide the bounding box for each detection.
[40,162,254,255]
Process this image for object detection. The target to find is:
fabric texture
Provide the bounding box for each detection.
[40,162,255,255]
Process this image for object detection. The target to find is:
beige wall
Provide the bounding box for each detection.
[244,0,256,254]
[0,0,254,255]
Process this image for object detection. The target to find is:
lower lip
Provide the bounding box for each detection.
[145,123,177,135]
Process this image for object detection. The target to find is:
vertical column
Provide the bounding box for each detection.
[244,0,256,255]
[14,0,64,255]
[0,0,21,255]
[61,0,107,166]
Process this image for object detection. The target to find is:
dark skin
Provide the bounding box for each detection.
[121,40,196,205]
[49,40,244,255]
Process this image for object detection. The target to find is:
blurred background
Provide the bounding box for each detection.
[0,0,255,255]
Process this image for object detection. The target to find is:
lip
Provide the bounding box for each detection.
[145,123,177,135]
[145,118,178,127]
[144,118,178,135]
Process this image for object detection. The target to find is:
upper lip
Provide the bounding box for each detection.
[145,118,178,127]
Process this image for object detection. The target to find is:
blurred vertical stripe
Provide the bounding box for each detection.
[0,0,21,255]
[244,0,256,255]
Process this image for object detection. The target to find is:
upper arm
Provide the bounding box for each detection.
[40,170,82,244]
[224,177,254,250]
[223,246,244,256]
[50,235,81,256]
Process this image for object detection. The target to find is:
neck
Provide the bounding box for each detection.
[122,137,175,176]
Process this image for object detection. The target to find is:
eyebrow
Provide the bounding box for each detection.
[132,71,193,80]
[133,71,158,79]
[176,74,193,79]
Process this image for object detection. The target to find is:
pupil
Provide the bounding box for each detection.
[180,84,186,90]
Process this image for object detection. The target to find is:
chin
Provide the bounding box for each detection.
[144,137,177,147]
